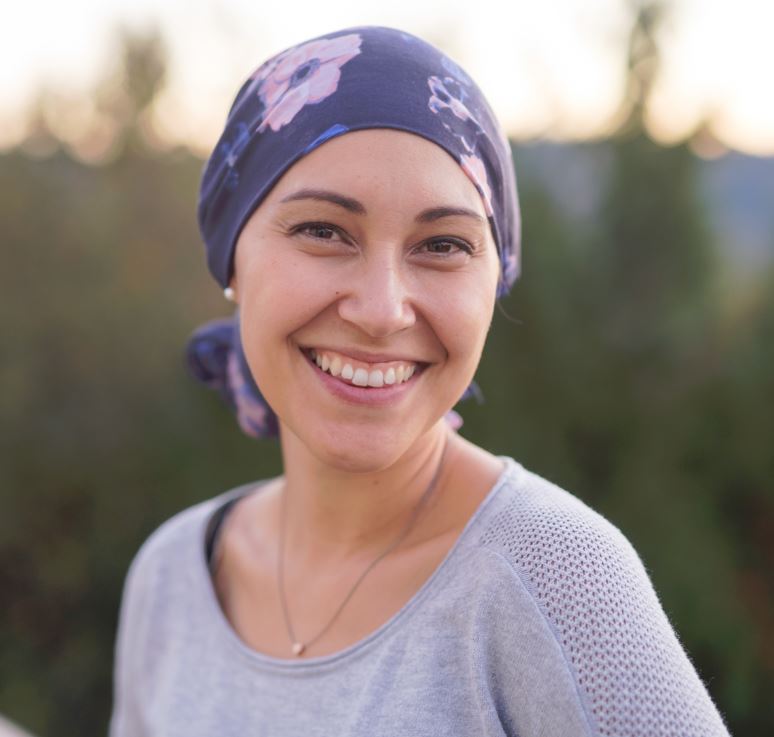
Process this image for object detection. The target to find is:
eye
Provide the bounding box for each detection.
[292,222,347,243]
[419,237,474,256]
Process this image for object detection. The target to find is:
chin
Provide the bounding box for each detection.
[319,425,411,474]
[288,413,439,474]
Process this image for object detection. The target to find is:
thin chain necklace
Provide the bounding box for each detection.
[277,439,448,657]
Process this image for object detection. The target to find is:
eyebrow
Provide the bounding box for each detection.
[279,188,485,224]
[279,189,366,215]
[415,206,485,224]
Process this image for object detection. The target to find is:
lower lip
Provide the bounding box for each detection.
[302,351,423,407]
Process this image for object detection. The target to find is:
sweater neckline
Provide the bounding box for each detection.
[194,456,522,673]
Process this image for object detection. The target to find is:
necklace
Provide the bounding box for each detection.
[277,438,448,657]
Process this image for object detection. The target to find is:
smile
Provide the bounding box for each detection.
[305,348,422,388]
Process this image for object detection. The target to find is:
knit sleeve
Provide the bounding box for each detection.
[109,542,155,737]
[479,470,731,737]
[108,512,191,737]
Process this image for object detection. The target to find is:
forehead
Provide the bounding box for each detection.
[264,129,487,216]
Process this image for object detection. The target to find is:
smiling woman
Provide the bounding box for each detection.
[109,26,730,737]
[232,130,499,471]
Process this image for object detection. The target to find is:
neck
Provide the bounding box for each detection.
[277,422,451,562]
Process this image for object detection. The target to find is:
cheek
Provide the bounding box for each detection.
[235,254,351,399]
[425,270,497,359]
[238,251,333,329]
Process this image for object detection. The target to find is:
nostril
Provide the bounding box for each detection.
[336,298,415,338]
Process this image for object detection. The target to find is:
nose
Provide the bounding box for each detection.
[336,254,416,338]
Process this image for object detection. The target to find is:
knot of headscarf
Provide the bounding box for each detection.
[187,26,521,439]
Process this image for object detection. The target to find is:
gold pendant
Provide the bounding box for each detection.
[292,642,305,656]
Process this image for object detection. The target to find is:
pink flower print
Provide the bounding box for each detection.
[441,56,473,86]
[460,153,494,217]
[428,76,477,124]
[227,349,271,438]
[254,33,362,133]
[444,409,464,431]
[502,249,519,287]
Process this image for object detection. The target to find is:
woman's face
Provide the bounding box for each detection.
[233,129,500,471]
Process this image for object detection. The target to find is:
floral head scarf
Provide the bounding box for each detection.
[188,26,521,439]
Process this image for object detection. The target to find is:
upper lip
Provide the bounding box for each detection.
[303,346,428,365]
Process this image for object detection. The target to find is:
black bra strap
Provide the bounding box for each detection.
[205,496,242,571]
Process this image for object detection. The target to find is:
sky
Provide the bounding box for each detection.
[2,0,773,156]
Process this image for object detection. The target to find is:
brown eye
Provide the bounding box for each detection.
[422,238,473,255]
[426,240,454,254]
[289,221,358,256]
[290,221,351,245]
[303,224,337,240]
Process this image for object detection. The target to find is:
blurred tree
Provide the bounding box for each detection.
[470,2,771,732]
[617,0,663,137]
[0,25,279,737]
[94,25,168,154]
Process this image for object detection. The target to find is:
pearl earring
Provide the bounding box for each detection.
[224,287,236,302]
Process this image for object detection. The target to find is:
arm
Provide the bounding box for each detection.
[481,471,731,736]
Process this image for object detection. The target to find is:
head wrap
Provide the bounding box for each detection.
[187,26,521,439]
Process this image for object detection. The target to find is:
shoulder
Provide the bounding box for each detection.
[125,497,215,588]
[468,458,731,737]
[471,458,656,671]
[479,459,642,584]
[117,481,265,625]
[110,485,257,735]
[111,482,266,681]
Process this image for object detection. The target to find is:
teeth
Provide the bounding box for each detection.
[353,368,369,386]
[368,370,384,387]
[310,350,418,388]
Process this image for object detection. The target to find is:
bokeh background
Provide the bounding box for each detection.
[1,0,772,735]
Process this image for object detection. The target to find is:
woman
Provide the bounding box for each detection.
[110,27,730,736]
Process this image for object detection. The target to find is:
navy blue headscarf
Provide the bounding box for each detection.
[187,26,521,439]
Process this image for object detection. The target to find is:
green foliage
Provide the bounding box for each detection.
[0,146,283,736]
[466,131,773,734]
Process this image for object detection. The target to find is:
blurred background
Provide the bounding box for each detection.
[1,0,772,734]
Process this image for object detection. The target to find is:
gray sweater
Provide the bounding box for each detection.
[110,458,730,736]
